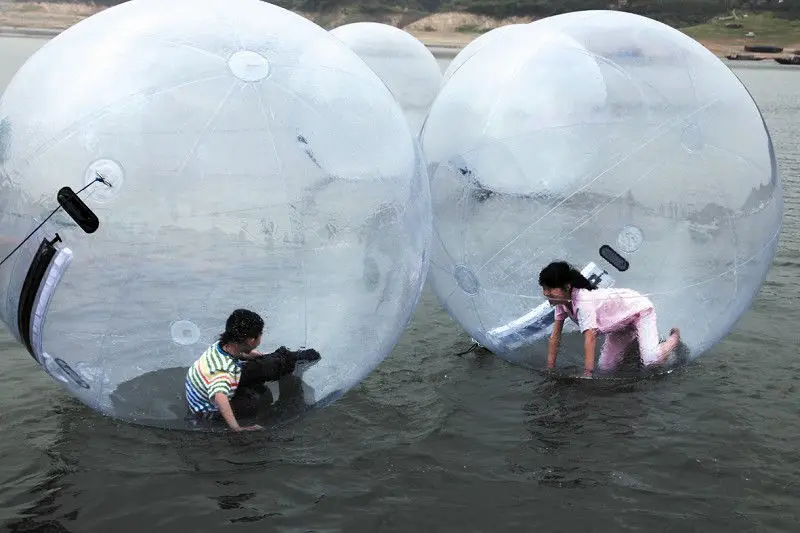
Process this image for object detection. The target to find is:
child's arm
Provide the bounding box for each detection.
[583,328,597,376]
[237,350,265,360]
[213,393,262,432]
[547,319,565,369]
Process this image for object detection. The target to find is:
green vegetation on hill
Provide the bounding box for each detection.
[682,11,800,45]
[269,0,798,27]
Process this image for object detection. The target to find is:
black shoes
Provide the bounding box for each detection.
[271,346,321,368]
[293,348,321,364]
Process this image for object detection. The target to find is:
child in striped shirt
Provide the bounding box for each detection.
[185,309,320,431]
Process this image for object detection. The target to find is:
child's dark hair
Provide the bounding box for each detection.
[219,309,264,345]
[538,261,596,291]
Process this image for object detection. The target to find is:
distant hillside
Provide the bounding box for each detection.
[45,0,796,27]
[3,0,797,52]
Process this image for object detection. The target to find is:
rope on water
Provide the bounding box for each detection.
[454,341,484,357]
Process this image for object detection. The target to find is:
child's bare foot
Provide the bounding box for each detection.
[653,328,682,367]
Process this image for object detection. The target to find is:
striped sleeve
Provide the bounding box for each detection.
[206,371,236,398]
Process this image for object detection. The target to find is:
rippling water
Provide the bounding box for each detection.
[1,37,799,531]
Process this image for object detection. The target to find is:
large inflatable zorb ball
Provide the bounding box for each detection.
[330,22,442,136]
[422,10,782,368]
[0,0,431,428]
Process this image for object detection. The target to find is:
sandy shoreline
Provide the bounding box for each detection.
[0,1,797,59]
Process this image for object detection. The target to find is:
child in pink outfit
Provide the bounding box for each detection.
[539,261,680,376]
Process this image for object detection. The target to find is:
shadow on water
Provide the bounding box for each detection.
[464,330,694,391]
[107,364,343,432]
[0,366,349,530]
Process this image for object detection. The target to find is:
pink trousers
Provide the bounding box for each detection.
[597,309,670,371]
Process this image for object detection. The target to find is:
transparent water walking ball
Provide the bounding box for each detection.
[330,22,443,136]
[422,10,782,369]
[0,0,431,428]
